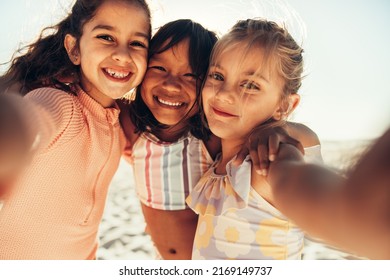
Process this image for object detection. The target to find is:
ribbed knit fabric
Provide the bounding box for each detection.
[0,86,126,259]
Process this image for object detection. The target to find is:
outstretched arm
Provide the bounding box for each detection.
[267,129,390,259]
[0,94,37,195]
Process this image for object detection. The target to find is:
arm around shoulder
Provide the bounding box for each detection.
[284,121,320,148]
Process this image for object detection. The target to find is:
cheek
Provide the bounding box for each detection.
[139,85,153,108]
[135,52,148,72]
[140,74,155,95]
[201,93,208,111]
[142,70,159,89]
[185,83,198,102]
[130,55,148,86]
[202,87,214,104]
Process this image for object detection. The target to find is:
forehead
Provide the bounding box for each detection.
[152,38,190,61]
[85,0,150,33]
[214,43,276,76]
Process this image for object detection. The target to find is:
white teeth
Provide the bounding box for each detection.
[105,68,130,78]
[158,97,183,107]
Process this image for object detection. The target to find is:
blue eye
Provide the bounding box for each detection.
[208,72,223,81]
[242,81,260,90]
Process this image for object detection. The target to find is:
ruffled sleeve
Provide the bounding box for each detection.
[186,156,252,216]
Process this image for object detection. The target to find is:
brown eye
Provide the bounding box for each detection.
[97,35,114,42]
[184,73,198,80]
[149,66,166,72]
[130,41,147,49]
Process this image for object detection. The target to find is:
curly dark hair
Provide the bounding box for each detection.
[0,0,151,95]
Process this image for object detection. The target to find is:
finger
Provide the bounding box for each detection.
[252,143,269,176]
[282,135,304,155]
[268,133,280,162]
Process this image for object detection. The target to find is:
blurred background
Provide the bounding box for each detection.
[1,0,389,141]
[1,0,388,259]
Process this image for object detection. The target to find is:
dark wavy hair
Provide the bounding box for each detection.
[0,0,151,95]
[129,19,218,141]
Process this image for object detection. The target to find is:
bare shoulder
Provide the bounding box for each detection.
[285,121,320,148]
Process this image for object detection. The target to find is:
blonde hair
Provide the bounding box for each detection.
[209,18,304,120]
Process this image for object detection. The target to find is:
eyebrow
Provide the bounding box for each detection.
[210,64,269,83]
[92,24,149,40]
[243,71,269,83]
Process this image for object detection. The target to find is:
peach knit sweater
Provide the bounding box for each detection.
[0,86,127,259]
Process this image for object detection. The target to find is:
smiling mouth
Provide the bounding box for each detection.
[212,107,237,117]
[104,68,131,79]
[155,96,184,108]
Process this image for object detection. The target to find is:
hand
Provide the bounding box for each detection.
[0,94,35,196]
[233,125,304,175]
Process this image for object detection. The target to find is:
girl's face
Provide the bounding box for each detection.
[140,38,198,127]
[66,0,149,107]
[202,44,284,141]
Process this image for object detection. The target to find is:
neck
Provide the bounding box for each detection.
[215,138,245,175]
[153,124,189,143]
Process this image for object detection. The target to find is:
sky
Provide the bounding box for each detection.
[0,0,389,141]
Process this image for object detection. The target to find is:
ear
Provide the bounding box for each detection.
[288,93,300,113]
[273,93,300,120]
[64,34,81,65]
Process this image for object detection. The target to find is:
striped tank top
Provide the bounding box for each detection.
[132,132,214,210]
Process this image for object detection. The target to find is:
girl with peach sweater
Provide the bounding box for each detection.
[0,0,151,259]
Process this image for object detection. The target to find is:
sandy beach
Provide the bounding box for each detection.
[97,139,372,260]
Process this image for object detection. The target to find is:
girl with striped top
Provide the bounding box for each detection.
[120,19,220,259]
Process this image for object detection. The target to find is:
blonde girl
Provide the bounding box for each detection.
[187,18,321,260]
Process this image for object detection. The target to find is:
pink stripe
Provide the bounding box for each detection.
[145,140,164,206]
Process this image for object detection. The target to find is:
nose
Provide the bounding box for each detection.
[162,74,181,93]
[111,45,133,64]
[214,84,234,104]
